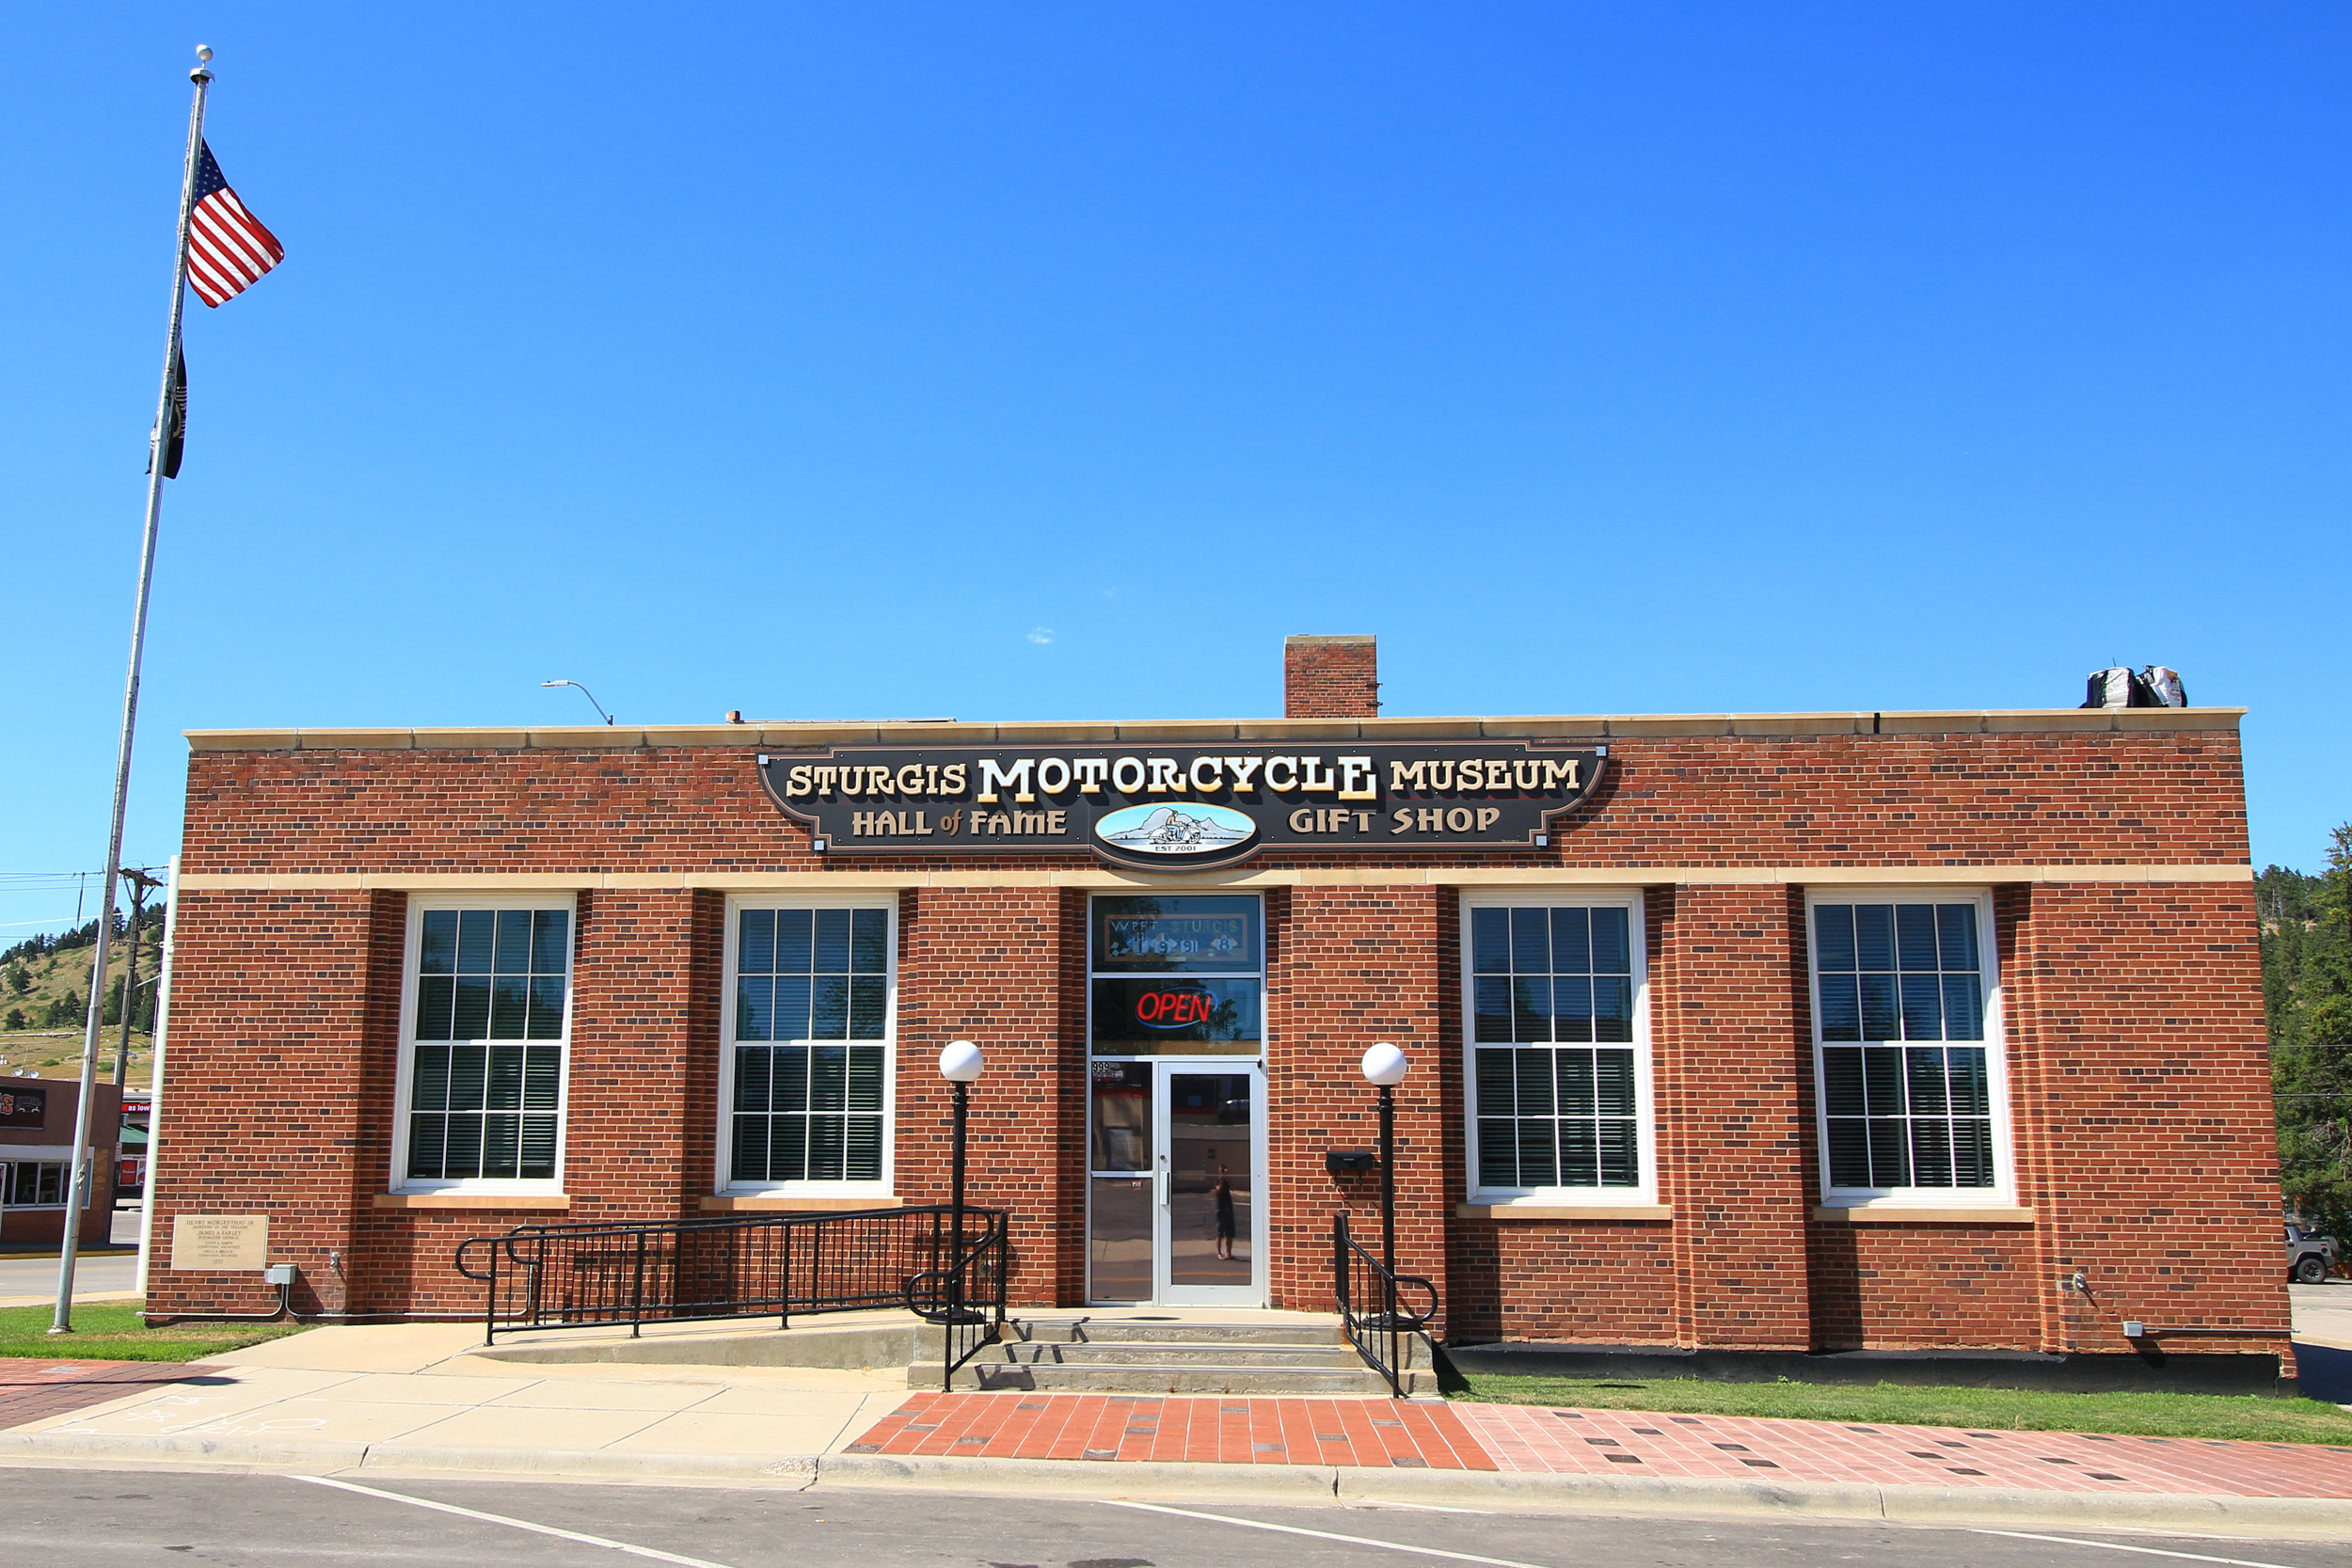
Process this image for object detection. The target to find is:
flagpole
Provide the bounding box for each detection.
[52,45,215,1335]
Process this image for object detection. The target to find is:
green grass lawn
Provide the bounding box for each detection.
[0,1300,309,1362]
[1444,1370,2352,1446]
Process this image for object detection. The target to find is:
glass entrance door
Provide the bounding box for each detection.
[1087,1061,1263,1305]
[1158,1067,1259,1305]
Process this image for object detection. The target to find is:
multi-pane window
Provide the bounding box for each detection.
[729,906,892,1186]
[405,907,571,1183]
[1469,901,1644,1192]
[3,1161,68,1206]
[1811,900,1997,1192]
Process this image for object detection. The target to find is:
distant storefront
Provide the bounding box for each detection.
[145,635,2289,1378]
[1,1078,118,1245]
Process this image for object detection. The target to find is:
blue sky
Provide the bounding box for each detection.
[4,4,2346,940]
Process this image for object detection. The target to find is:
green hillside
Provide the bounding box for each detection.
[1,908,162,1086]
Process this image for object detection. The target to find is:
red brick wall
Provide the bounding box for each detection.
[895,885,1073,1307]
[1283,636,1381,719]
[150,720,2283,1358]
[173,729,2248,879]
[1266,885,1448,1325]
[1656,884,1815,1350]
[147,889,380,1317]
[2021,882,2286,1356]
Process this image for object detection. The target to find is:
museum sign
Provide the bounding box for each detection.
[757,739,1606,871]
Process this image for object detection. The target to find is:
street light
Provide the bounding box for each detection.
[938,1040,984,1358]
[1360,1042,1407,1307]
[540,680,615,724]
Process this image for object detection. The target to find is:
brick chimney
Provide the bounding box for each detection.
[1283,634,1380,719]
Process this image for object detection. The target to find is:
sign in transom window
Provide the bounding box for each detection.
[1089,895,1263,1056]
[729,906,893,1186]
[1466,897,1649,1196]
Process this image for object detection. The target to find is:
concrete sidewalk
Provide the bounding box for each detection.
[0,1316,2349,1535]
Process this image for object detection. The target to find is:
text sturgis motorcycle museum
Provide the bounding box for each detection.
[144,634,2295,1388]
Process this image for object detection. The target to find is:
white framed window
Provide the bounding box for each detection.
[1806,890,2014,1206]
[392,895,576,1194]
[1462,891,1655,1204]
[719,894,898,1196]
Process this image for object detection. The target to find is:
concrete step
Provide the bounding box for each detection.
[993,1340,1363,1369]
[1008,1318,1343,1347]
[909,1359,1413,1395]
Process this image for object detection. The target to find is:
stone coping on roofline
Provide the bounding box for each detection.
[185,706,2247,752]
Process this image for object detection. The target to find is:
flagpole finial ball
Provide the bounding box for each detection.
[196,45,213,62]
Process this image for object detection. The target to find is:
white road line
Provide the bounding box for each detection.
[1100,1499,1552,1568]
[1971,1529,2325,1568]
[290,1474,740,1568]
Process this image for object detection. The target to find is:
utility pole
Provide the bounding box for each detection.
[113,868,163,1086]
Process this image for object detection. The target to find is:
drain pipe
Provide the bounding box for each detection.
[132,856,180,1303]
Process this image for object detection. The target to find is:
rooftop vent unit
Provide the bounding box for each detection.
[2082,666,2186,709]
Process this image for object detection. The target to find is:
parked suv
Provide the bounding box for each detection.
[2288,1222,2341,1284]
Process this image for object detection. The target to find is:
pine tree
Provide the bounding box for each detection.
[2271,826,2352,1244]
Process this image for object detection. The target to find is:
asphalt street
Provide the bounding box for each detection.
[0,1250,136,1301]
[4,1468,2352,1568]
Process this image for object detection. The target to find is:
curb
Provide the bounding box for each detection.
[3,1432,2350,1532]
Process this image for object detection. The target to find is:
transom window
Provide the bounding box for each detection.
[399,902,573,1188]
[1810,897,2003,1195]
[726,904,895,1189]
[1465,896,1649,1196]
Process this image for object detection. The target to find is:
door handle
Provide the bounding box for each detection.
[1157,1153,1169,1208]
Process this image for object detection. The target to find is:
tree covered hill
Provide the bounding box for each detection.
[2262,828,2352,1244]
[0,904,162,1078]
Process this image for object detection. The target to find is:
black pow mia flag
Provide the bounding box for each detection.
[149,340,186,480]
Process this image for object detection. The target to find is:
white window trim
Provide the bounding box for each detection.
[389,893,578,1196]
[1460,889,1657,1207]
[1804,887,2018,1210]
[717,891,899,1198]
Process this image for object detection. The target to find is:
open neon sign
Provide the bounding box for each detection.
[1133,985,1219,1029]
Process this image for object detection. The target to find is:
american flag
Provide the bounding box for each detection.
[186,141,283,307]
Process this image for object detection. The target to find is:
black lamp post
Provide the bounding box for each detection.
[937,1038,984,1366]
[1359,1041,1408,1317]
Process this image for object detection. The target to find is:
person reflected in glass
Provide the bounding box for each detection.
[1213,1164,1237,1261]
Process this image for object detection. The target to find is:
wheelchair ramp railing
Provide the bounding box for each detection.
[454,1204,1009,1362]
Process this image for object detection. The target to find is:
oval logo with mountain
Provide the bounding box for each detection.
[1093,801,1256,861]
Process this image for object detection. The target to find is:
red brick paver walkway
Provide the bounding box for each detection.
[848,1392,1495,1468]
[0,1360,219,1431]
[846,1394,2352,1498]
[1454,1403,2352,1497]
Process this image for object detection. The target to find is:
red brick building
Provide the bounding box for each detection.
[3,1076,119,1247]
[145,635,2291,1382]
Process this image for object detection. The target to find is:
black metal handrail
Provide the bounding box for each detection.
[902,1222,1009,1387]
[1333,1211,1438,1398]
[453,1204,1009,1353]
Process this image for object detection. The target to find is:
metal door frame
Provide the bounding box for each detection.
[1150,1060,1266,1307]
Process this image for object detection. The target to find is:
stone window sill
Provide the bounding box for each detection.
[1455,1202,1675,1222]
[373,1193,572,1211]
[700,1195,903,1212]
[1811,1205,2036,1225]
